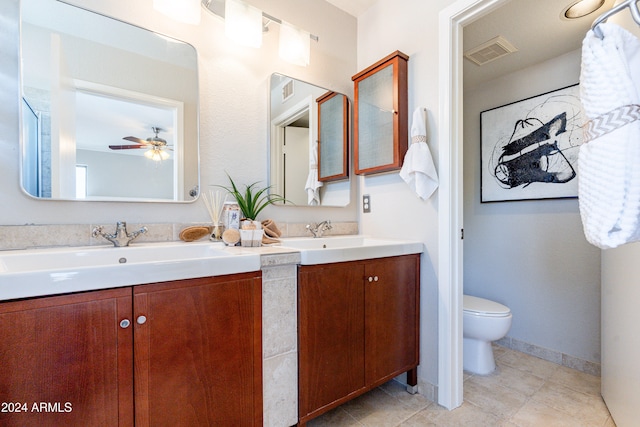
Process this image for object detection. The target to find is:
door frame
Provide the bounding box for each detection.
[437,0,511,410]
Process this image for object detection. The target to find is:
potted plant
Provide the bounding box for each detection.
[221,173,287,221]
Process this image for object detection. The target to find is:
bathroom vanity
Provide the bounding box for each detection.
[0,273,262,427]
[298,254,420,424]
[0,235,422,426]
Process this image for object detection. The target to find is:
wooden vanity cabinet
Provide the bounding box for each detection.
[133,273,263,426]
[0,288,133,427]
[298,254,419,425]
[0,272,262,427]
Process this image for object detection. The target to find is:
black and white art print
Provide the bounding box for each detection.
[480,84,584,203]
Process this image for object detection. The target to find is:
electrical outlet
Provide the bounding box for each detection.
[363,194,371,213]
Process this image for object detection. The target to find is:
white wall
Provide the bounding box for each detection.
[463,50,602,364]
[600,6,640,426]
[357,0,456,394]
[77,150,173,200]
[357,0,605,395]
[0,0,357,225]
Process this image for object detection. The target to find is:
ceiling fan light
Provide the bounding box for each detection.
[145,148,169,162]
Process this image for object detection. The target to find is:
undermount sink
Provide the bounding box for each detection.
[279,235,423,265]
[0,241,261,301]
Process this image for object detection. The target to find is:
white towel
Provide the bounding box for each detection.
[400,107,439,200]
[305,139,323,205]
[579,23,640,249]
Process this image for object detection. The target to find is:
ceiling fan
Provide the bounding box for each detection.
[109,127,172,161]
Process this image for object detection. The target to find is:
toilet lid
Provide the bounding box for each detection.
[463,295,511,316]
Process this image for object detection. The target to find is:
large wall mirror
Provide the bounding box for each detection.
[269,73,350,207]
[20,0,199,202]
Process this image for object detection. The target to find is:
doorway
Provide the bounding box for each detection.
[437,0,511,410]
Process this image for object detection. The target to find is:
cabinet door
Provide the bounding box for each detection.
[298,263,365,420]
[317,91,349,182]
[0,288,134,427]
[133,273,262,427]
[352,51,408,175]
[365,255,419,385]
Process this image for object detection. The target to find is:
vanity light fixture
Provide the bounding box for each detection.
[202,0,318,66]
[154,0,201,25]
[563,0,606,19]
[279,21,311,66]
[224,0,263,48]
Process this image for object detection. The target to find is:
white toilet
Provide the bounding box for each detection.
[463,295,512,375]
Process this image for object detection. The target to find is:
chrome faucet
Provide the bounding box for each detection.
[306,220,332,238]
[92,221,148,247]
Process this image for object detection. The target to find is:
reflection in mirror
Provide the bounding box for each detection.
[269,73,350,207]
[20,0,199,202]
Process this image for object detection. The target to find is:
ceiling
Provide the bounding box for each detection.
[75,92,174,156]
[325,0,616,89]
[463,0,616,90]
[324,0,376,17]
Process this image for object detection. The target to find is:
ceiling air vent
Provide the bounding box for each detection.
[282,79,294,102]
[464,35,518,66]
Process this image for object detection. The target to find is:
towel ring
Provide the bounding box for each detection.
[592,0,640,39]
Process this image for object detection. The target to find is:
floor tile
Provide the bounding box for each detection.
[308,347,612,427]
[530,382,610,427]
[378,380,433,413]
[464,377,527,419]
[469,363,545,397]
[497,348,561,380]
[510,399,590,427]
[339,388,421,426]
[402,401,501,426]
[547,364,601,396]
[307,406,362,426]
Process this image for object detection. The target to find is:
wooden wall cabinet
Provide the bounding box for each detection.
[352,51,409,175]
[298,254,419,425]
[0,272,262,427]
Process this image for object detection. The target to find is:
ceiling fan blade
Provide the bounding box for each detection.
[109,144,146,150]
[123,136,148,144]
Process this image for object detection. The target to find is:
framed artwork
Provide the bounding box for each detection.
[480,84,584,203]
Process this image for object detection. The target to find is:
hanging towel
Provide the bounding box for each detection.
[579,23,640,249]
[305,139,323,205]
[400,107,439,200]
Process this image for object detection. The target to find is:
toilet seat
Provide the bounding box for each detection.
[463,295,511,317]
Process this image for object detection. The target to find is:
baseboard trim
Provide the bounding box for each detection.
[496,336,601,377]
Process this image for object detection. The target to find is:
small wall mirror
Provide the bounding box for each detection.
[269,73,350,207]
[20,0,199,202]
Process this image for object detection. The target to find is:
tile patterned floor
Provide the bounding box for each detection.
[308,345,616,426]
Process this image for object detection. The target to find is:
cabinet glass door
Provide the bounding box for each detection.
[356,64,395,171]
[318,92,349,181]
[352,51,408,175]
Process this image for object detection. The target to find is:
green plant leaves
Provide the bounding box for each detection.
[219,173,288,220]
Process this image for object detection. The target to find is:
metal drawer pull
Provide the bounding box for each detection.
[137,315,147,325]
[119,319,131,329]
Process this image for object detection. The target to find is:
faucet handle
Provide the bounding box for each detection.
[91,225,104,238]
